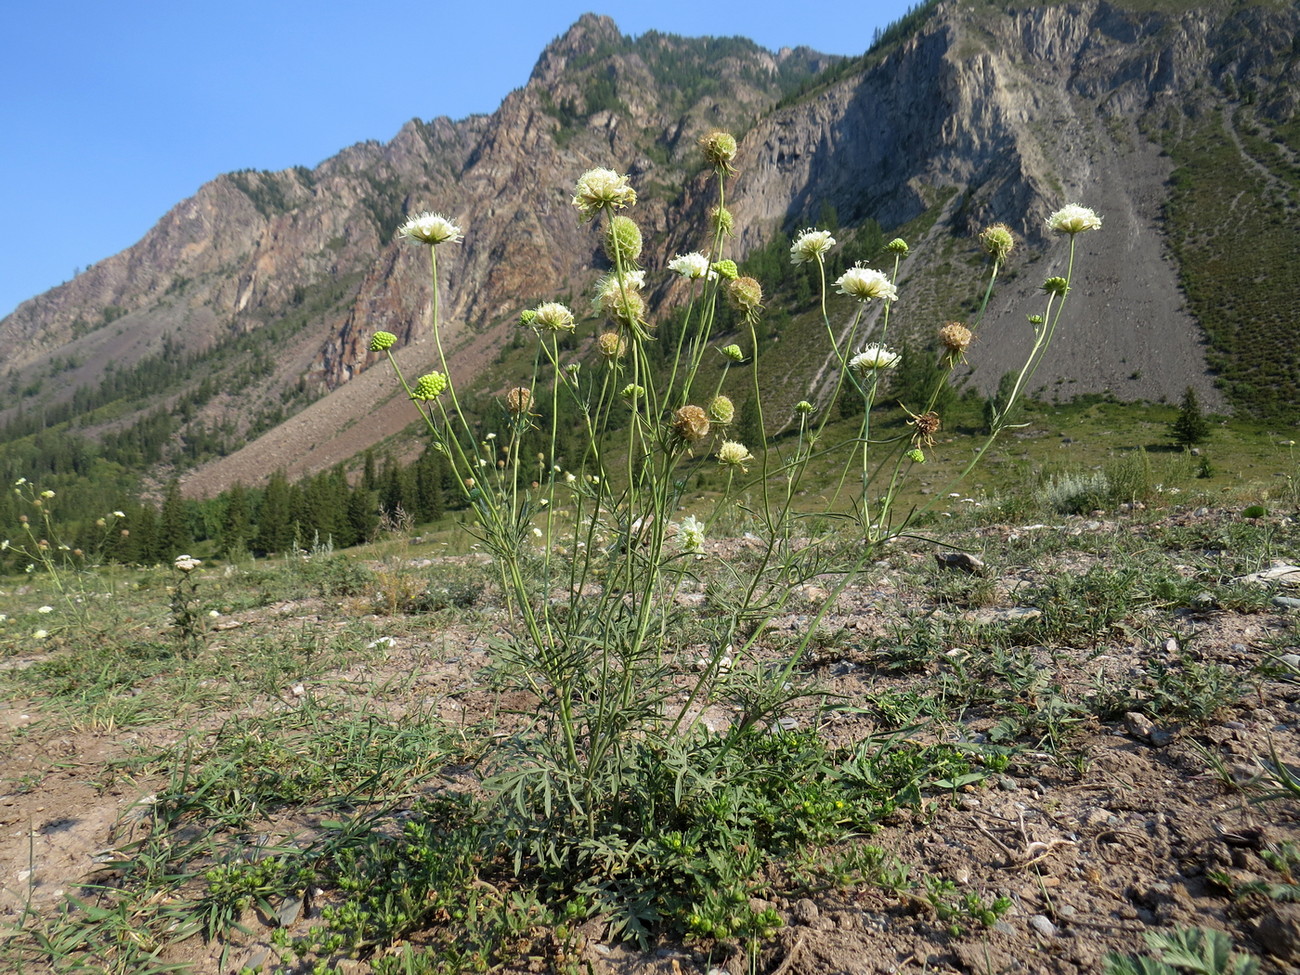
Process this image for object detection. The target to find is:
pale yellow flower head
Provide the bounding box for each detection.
[717,440,754,471]
[835,265,898,302]
[398,212,463,245]
[1046,204,1102,235]
[790,229,836,265]
[572,168,637,221]
[849,346,900,373]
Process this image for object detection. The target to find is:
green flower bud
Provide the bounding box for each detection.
[720,344,745,362]
[907,448,926,463]
[604,215,643,266]
[707,395,735,424]
[1041,276,1069,296]
[709,206,734,237]
[620,383,645,402]
[518,309,538,327]
[1027,314,1045,325]
[795,400,816,415]
[369,331,397,352]
[711,260,738,281]
[886,237,909,255]
[412,372,447,400]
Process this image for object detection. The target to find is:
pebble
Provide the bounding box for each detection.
[1124,711,1172,747]
[1029,914,1058,938]
[993,921,1015,936]
[1058,905,1077,918]
[791,898,820,924]
[1281,654,1300,669]
[997,776,1018,791]
[1274,596,1300,610]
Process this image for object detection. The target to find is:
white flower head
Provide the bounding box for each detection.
[1046,204,1102,235]
[38,605,53,614]
[572,168,637,220]
[667,252,716,280]
[790,228,837,265]
[835,265,898,302]
[174,554,201,572]
[849,345,900,373]
[398,211,463,245]
[531,301,576,332]
[678,515,706,553]
[717,440,754,471]
[32,629,48,641]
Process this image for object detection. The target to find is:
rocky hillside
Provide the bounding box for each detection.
[1,1,1298,497]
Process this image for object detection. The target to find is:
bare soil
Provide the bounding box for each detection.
[3,512,1300,974]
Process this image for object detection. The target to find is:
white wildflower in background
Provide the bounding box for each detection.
[790,228,836,265]
[667,252,715,280]
[32,630,48,640]
[835,265,898,302]
[1046,204,1102,235]
[37,605,53,614]
[849,346,900,373]
[678,515,706,553]
[398,212,463,245]
[572,168,637,220]
[174,555,201,572]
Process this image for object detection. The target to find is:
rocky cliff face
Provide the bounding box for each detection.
[2,2,1297,492]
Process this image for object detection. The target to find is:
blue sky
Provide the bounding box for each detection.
[0,1,917,319]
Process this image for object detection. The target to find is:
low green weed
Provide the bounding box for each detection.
[1104,926,1260,975]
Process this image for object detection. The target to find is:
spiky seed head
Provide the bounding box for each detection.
[979,223,1015,262]
[673,405,711,444]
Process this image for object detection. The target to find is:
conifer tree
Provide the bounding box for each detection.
[256,471,294,555]
[1170,386,1210,448]
[158,479,191,558]
[219,482,252,558]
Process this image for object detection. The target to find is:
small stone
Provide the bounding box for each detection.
[993,920,1015,936]
[1191,592,1217,609]
[934,552,988,576]
[1082,807,1112,827]
[1058,905,1077,918]
[1280,654,1300,670]
[276,895,303,927]
[1124,711,1172,746]
[997,776,1018,791]
[1029,914,1058,938]
[1254,904,1300,965]
[1273,596,1300,610]
[791,898,820,924]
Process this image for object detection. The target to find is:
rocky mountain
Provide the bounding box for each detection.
[2,1,1297,497]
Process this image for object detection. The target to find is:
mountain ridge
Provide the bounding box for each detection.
[2,1,1298,500]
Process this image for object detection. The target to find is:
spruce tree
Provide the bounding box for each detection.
[1171,386,1210,448]
[158,479,191,558]
[256,471,294,555]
